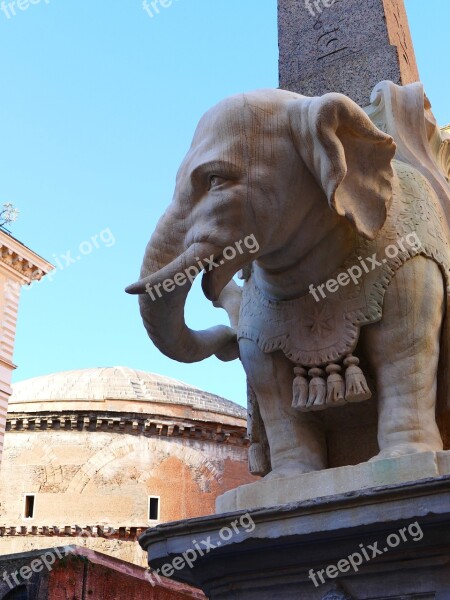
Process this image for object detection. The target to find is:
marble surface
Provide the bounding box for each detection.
[216,450,450,512]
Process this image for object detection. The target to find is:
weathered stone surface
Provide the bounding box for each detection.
[0,367,255,567]
[278,0,419,106]
[216,450,450,512]
[140,477,450,599]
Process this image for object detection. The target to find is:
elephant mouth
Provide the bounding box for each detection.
[201,254,224,301]
[201,252,249,302]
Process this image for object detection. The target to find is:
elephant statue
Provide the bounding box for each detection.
[127,81,450,479]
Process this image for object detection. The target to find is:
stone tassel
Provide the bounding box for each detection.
[247,380,271,476]
[292,366,309,412]
[344,354,372,402]
[307,368,327,410]
[326,363,346,406]
[248,443,270,477]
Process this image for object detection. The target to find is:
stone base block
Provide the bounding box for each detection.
[140,477,450,599]
[216,450,450,513]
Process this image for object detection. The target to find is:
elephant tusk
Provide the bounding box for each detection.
[126,242,219,296]
[125,278,151,295]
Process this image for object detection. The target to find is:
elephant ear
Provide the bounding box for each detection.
[289,93,396,240]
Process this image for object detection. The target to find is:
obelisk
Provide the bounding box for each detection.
[278,0,419,106]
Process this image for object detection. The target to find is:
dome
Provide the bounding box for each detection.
[9,366,246,423]
[1,367,255,567]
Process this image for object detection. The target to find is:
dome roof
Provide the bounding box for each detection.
[9,367,246,421]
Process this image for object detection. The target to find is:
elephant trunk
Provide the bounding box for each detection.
[126,209,238,363]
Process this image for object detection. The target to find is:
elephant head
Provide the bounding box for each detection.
[126,89,395,363]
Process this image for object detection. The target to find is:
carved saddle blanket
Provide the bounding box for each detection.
[238,160,450,411]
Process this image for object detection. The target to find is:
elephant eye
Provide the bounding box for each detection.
[209,175,226,190]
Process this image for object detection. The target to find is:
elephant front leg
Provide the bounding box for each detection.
[239,338,327,477]
[361,256,445,459]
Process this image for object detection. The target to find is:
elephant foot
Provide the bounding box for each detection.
[370,442,441,461]
[263,464,319,480]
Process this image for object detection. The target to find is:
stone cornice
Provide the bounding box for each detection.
[0,381,13,396]
[0,357,16,371]
[5,411,249,446]
[0,524,146,540]
[0,230,54,284]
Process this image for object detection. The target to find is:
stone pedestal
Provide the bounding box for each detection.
[140,475,450,599]
[217,450,450,512]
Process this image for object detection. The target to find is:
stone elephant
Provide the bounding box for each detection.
[127,82,450,479]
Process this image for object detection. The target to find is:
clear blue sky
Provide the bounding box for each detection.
[1,0,449,406]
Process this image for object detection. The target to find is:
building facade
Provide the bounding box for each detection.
[0,367,254,567]
[0,230,53,467]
